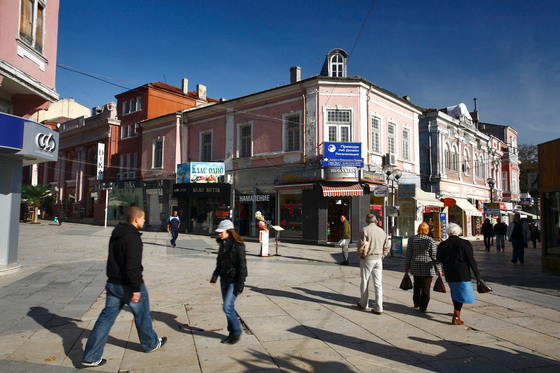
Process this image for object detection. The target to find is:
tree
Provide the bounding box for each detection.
[21,184,54,223]
[517,144,538,193]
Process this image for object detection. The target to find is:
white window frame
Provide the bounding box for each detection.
[371,115,381,154]
[122,101,128,116]
[200,130,213,162]
[474,155,480,178]
[19,0,46,54]
[502,171,508,191]
[512,171,517,193]
[463,148,470,175]
[451,144,458,171]
[387,121,397,156]
[237,121,253,158]
[136,97,142,112]
[324,107,354,143]
[330,54,345,77]
[445,143,451,170]
[283,112,302,152]
[402,127,410,161]
[152,137,164,169]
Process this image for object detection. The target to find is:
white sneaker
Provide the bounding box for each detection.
[82,358,107,367]
[146,337,167,353]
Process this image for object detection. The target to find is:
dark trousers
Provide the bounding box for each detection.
[413,276,433,311]
[484,235,492,249]
[169,228,179,245]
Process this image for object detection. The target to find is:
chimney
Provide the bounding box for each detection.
[197,84,207,100]
[290,66,301,83]
[182,79,188,95]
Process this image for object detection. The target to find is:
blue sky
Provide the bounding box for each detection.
[55,0,560,146]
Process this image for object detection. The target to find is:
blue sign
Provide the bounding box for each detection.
[440,213,447,239]
[322,142,363,167]
[324,142,361,159]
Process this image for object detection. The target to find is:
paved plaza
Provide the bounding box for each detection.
[0,221,559,372]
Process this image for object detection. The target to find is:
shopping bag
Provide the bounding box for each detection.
[477,277,492,293]
[433,276,446,293]
[399,273,413,290]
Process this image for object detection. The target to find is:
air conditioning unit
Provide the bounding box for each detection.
[385,153,397,166]
[218,174,233,184]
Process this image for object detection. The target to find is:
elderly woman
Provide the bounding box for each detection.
[405,222,442,312]
[436,223,481,325]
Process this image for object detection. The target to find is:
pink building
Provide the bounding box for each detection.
[141,49,423,243]
[0,0,59,116]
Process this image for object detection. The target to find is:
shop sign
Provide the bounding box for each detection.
[387,206,400,217]
[279,169,322,184]
[484,202,501,215]
[361,170,385,183]
[324,167,359,182]
[93,180,138,191]
[322,142,363,168]
[239,195,270,203]
[176,162,225,183]
[397,184,415,198]
[373,185,389,197]
[443,198,456,207]
[519,197,534,206]
[97,143,105,180]
[17,119,60,164]
[423,205,440,213]
[173,183,231,198]
[440,212,447,239]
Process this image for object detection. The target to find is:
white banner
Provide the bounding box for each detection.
[97,143,105,180]
[31,164,38,186]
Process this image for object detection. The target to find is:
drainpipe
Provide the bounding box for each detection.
[299,82,307,164]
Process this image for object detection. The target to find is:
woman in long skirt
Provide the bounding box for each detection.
[436,223,481,325]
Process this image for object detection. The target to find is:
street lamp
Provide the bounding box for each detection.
[384,165,402,236]
[487,178,495,203]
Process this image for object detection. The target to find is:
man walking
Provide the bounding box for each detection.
[507,212,531,264]
[167,210,181,248]
[357,214,391,315]
[494,218,507,252]
[82,207,166,367]
[339,214,351,265]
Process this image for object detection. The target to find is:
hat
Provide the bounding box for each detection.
[215,219,234,233]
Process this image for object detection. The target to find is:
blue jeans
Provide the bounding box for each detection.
[220,281,242,336]
[511,238,525,262]
[496,234,505,251]
[83,283,159,362]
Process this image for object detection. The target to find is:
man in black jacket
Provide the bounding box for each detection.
[82,207,166,367]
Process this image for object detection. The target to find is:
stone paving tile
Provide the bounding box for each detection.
[272,347,360,373]
[426,356,515,373]
[344,350,428,372]
[484,327,560,352]
[243,315,316,342]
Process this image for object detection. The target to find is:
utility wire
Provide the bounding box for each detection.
[349,0,378,58]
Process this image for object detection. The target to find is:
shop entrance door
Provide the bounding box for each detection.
[327,197,350,243]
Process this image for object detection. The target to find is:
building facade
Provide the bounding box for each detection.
[142,49,424,244]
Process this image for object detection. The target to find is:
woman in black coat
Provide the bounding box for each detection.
[210,220,248,345]
[436,223,481,325]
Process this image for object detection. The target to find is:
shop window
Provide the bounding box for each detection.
[279,193,303,238]
[284,114,300,152]
[326,110,351,142]
[371,116,380,153]
[19,0,45,54]
[200,132,212,161]
[238,123,252,158]
[153,138,163,169]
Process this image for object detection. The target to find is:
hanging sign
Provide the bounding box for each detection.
[97,143,105,180]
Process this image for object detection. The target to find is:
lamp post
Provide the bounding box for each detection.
[487,178,495,203]
[383,165,402,237]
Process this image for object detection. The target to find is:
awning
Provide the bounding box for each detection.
[322,183,363,197]
[520,212,539,219]
[366,183,386,192]
[454,198,482,216]
[414,188,444,207]
[274,183,314,191]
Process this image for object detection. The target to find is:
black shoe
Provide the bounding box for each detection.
[511,260,517,263]
[220,335,231,344]
[173,243,176,248]
[340,261,348,266]
[82,359,107,367]
[224,333,241,345]
[147,337,167,353]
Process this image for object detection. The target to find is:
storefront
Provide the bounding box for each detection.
[172,183,232,235]
[448,198,482,237]
[236,187,275,237]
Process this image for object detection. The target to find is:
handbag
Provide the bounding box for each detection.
[358,240,369,258]
[477,277,492,293]
[399,273,413,290]
[433,276,446,293]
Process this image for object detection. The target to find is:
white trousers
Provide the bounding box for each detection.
[360,259,383,312]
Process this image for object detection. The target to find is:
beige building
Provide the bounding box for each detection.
[29,98,91,124]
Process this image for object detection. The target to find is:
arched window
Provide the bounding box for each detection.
[474,155,480,178]
[463,149,470,175]
[445,144,451,170]
[451,145,458,171]
[331,54,344,77]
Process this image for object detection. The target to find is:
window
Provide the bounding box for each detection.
[129,99,135,113]
[326,110,351,142]
[387,123,396,155]
[402,128,410,161]
[239,124,252,158]
[371,116,380,153]
[445,144,451,170]
[284,114,300,152]
[119,154,125,179]
[19,0,45,53]
[463,149,470,175]
[512,172,517,193]
[136,97,142,112]
[128,124,134,138]
[122,101,128,116]
[200,132,212,161]
[502,171,508,191]
[331,55,344,77]
[448,126,455,137]
[474,156,480,177]
[153,139,163,169]
[451,146,458,171]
